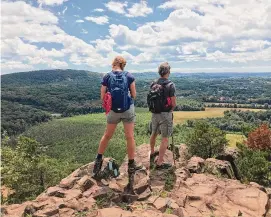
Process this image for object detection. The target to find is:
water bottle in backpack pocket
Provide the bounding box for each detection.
[109,71,131,113]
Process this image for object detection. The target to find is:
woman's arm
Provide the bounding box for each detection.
[101,85,107,100]
[129,81,136,99]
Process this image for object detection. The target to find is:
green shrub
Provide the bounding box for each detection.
[1,136,78,203]
[236,144,270,186]
[187,121,227,159]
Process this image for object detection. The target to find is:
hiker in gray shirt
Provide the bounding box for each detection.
[147,62,177,169]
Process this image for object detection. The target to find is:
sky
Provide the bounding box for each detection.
[1,0,271,74]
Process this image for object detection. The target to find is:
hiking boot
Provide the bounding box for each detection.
[127,161,143,188]
[155,162,172,170]
[149,150,159,169]
[93,157,103,175]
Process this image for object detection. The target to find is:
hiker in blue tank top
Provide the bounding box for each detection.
[93,56,142,179]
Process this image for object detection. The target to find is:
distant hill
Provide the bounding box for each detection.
[1,69,101,85]
[1,69,104,135]
[133,72,271,79]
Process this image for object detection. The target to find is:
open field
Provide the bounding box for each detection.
[24,112,153,164]
[226,134,246,147]
[24,107,265,164]
[173,107,265,124]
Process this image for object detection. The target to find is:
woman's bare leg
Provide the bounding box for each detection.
[98,123,118,154]
[123,122,135,160]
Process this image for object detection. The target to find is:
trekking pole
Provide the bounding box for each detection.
[172,112,176,166]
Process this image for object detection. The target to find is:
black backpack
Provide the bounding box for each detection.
[147,80,172,113]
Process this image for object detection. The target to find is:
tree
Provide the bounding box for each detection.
[187,121,228,159]
[236,143,270,186]
[247,124,271,151]
[1,136,78,203]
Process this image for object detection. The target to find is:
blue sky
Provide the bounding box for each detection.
[1,0,271,74]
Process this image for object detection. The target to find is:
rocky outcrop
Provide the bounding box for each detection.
[187,156,236,179]
[216,146,241,180]
[170,173,268,217]
[2,144,270,217]
[186,156,205,173]
[204,158,235,179]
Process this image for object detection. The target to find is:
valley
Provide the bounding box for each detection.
[1,70,270,204]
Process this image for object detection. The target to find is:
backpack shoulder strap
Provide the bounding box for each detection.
[162,81,173,97]
[165,80,173,88]
[108,71,117,91]
[150,79,158,88]
[108,71,115,78]
[160,80,173,89]
[122,71,128,76]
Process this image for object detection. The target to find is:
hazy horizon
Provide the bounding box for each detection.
[2,68,271,76]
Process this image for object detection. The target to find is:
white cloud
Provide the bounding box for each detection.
[1,1,107,73]
[104,1,152,18]
[71,3,81,10]
[38,0,67,6]
[158,0,229,10]
[81,29,88,34]
[177,42,207,55]
[126,1,153,17]
[26,57,68,68]
[76,19,84,23]
[2,37,64,59]
[108,8,209,47]
[2,0,271,74]
[206,50,228,62]
[109,24,159,46]
[93,8,105,12]
[206,48,271,63]
[133,52,154,64]
[232,40,271,52]
[95,39,115,52]
[105,1,128,14]
[1,60,34,73]
[106,0,271,66]
[62,6,67,14]
[2,1,58,25]
[85,16,109,25]
[48,60,68,68]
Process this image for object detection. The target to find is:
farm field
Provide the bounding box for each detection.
[173,107,264,124]
[226,134,246,147]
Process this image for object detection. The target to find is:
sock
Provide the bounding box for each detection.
[96,154,103,160]
[128,159,134,165]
